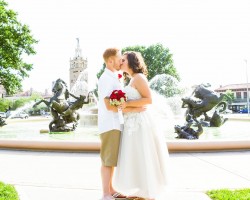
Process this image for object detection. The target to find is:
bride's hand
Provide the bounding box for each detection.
[117,104,124,111]
[119,102,127,109]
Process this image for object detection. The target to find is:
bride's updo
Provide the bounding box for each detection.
[123,51,148,76]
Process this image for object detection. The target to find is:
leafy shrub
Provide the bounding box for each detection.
[0,181,19,200]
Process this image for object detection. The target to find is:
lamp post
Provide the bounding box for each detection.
[244,59,250,116]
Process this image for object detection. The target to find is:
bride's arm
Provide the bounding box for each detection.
[122,106,146,113]
[123,74,152,108]
[104,98,145,113]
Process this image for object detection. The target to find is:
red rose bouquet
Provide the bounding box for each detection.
[110,90,127,124]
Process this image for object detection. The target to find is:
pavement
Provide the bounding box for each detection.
[0,149,250,200]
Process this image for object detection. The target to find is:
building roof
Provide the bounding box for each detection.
[215,83,250,92]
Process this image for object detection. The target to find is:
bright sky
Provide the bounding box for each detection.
[6,0,250,93]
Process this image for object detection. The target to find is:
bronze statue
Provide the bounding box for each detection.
[174,122,203,140]
[181,84,228,126]
[208,110,228,127]
[33,78,91,132]
[0,116,7,127]
[174,84,229,139]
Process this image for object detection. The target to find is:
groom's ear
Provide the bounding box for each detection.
[105,58,112,68]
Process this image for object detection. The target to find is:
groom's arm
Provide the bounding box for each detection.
[104,97,118,112]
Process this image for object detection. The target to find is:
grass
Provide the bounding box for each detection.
[207,188,250,200]
[0,181,19,200]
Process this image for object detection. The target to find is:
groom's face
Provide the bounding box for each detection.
[112,53,122,71]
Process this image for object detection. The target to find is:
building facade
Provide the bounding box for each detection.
[69,38,88,91]
[215,83,250,112]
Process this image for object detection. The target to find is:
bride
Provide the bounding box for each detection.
[113,51,169,200]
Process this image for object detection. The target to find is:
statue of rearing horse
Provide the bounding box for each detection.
[33,78,91,132]
[181,84,229,126]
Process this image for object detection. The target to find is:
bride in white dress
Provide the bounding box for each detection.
[113,51,169,200]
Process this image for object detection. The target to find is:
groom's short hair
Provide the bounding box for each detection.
[103,48,120,63]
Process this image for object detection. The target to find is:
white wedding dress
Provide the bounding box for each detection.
[114,86,169,199]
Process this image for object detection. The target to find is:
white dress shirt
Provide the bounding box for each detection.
[98,68,123,134]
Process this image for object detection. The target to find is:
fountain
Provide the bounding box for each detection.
[69,68,98,127]
[33,78,92,132]
[6,101,36,119]
[0,73,250,152]
[173,83,229,139]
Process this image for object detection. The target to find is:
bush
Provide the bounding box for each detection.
[0,181,19,200]
[207,188,250,200]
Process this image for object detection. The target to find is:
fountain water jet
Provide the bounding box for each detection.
[5,101,35,120]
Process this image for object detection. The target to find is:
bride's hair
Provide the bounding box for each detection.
[123,51,148,78]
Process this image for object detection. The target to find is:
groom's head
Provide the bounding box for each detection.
[103,48,122,71]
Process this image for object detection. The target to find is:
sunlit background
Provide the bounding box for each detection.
[7,0,250,92]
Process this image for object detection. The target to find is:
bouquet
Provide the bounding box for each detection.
[109,90,127,124]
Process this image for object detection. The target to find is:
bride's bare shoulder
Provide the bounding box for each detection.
[133,73,149,90]
[134,73,148,82]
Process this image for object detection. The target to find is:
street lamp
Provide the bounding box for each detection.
[244,59,250,116]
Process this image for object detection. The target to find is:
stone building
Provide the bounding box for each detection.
[215,83,250,112]
[69,38,88,96]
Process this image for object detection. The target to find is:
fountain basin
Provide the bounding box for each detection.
[0,115,249,152]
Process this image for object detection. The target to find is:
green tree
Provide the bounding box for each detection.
[122,43,180,81]
[96,63,105,79]
[0,93,42,112]
[224,90,234,103]
[0,0,38,95]
[0,98,11,112]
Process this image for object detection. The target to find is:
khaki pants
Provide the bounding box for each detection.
[100,129,121,167]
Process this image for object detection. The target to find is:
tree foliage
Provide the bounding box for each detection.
[224,90,235,103]
[96,63,105,79]
[122,43,180,81]
[0,0,38,95]
[0,98,11,112]
[0,93,42,112]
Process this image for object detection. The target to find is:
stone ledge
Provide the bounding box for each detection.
[0,139,249,152]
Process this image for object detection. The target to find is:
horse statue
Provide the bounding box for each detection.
[0,116,7,127]
[181,84,229,127]
[33,78,92,132]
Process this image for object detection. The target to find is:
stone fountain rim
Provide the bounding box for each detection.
[1,115,250,152]
[0,139,249,153]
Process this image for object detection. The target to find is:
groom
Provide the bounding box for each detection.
[98,48,126,200]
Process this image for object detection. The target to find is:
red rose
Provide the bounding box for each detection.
[118,74,122,79]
